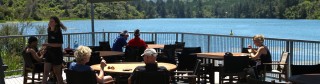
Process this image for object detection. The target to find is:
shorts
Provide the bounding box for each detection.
[44,47,63,65]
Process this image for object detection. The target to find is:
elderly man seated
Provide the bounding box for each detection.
[128,48,170,84]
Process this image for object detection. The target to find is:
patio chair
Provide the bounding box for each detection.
[174,59,202,84]
[22,52,43,84]
[263,52,289,82]
[145,41,155,44]
[65,69,97,84]
[175,42,185,52]
[241,48,250,53]
[157,44,176,64]
[99,41,111,51]
[219,53,250,84]
[124,46,146,62]
[177,47,201,71]
[85,52,101,66]
[132,67,170,84]
[88,46,100,52]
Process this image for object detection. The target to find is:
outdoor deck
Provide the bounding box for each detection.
[5,72,290,84]
[2,32,319,84]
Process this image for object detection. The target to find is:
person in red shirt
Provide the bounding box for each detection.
[127,29,147,49]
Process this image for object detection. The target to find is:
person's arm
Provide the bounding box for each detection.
[27,48,44,62]
[250,47,265,60]
[96,60,107,83]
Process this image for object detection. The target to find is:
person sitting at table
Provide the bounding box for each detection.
[112,30,129,52]
[128,48,169,84]
[23,36,46,71]
[127,29,147,49]
[69,46,113,83]
[248,34,272,78]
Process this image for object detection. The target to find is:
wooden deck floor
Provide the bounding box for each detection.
[5,72,289,84]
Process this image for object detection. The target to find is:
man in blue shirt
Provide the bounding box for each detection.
[112,30,129,52]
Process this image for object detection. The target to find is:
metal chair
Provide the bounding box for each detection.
[22,52,43,84]
[157,44,176,64]
[132,67,170,84]
[219,53,250,84]
[263,52,289,82]
[174,59,202,84]
[124,46,146,62]
[99,41,111,51]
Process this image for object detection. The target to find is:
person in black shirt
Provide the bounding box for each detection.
[128,48,169,84]
[42,16,66,84]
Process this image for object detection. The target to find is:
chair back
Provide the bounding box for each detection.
[133,68,170,84]
[65,69,97,84]
[85,52,101,66]
[223,54,249,73]
[145,41,155,44]
[278,52,289,72]
[241,48,250,53]
[88,46,100,52]
[99,41,111,51]
[124,46,146,62]
[177,47,201,71]
[22,50,34,68]
[161,44,176,64]
[175,42,185,51]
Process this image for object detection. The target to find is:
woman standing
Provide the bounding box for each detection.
[42,16,66,84]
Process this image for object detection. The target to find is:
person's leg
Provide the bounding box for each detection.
[42,62,52,84]
[52,64,63,84]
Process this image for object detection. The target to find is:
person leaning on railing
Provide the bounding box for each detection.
[248,34,272,79]
[69,46,113,83]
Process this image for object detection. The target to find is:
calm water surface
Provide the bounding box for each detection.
[24,18,320,41]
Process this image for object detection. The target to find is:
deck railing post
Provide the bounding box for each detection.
[154,33,157,44]
[68,34,71,48]
[288,41,294,78]
[176,33,179,42]
[181,33,184,42]
[103,32,106,41]
[108,32,110,42]
[240,38,244,49]
[207,35,210,52]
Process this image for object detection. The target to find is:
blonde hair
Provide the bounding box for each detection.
[74,46,92,62]
[253,34,265,43]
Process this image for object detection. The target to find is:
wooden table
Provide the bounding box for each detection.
[195,52,250,83]
[147,44,165,49]
[90,62,176,74]
[289,74,320,84]
[97,51,125,57]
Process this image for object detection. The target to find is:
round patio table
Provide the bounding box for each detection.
[90,62,176,74]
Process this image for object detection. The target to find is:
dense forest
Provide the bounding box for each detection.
[0,0,320,21]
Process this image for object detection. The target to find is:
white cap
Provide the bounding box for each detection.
[141,48,157,57]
